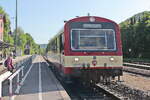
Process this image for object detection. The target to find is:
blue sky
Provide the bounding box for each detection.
[0,0,150,44]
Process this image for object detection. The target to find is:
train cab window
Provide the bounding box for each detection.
[71,29,116,51]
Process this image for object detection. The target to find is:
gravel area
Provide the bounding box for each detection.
[98,72,150,100]
[121,72,150,92]
[108,72,150,100]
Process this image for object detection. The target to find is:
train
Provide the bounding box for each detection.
[46,16,123,83]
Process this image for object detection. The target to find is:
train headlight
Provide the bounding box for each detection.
[110,57,115,62]
[74,58,79,62]
[89,17,95,22]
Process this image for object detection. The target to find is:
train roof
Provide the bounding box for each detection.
[65,16,118,25]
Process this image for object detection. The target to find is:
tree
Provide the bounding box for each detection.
[0,6,42,55]
[0,6,14,44]
[120,11,150,58]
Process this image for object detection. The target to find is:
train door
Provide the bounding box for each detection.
[59,34,64,65]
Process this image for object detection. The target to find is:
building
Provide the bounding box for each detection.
[0,14,4,41]
[0,14,14,61]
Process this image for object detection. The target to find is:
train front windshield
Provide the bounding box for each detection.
[71,29,116,51]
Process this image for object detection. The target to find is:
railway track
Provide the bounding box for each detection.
[123,62,150,77]
[45,58,150,100]
[58,78,121,100]
[45,62,121,100]
[97,81,150,100]
[123,62,150,70]
[56,73,149,100]
[63,80,121,100]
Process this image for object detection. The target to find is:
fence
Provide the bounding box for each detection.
[0,55,33,100]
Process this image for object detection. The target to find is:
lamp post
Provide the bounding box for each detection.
[15,0,18,56]
[128,48,132,61]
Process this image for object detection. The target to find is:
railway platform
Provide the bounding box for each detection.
[2,55,70,100]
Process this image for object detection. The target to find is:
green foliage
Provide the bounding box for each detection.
[0,6,42,55]
[40,48,46,55]
[120,11,150,58]
[0,6,14,45]
[25,33,39,54]
[14,29,41,55]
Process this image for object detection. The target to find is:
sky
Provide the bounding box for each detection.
[0,0,150,44]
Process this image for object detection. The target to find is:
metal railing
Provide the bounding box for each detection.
[8,66,24,99]
[0,56,32,100]
[0,71,12,99]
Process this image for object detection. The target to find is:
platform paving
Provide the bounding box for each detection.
[3,56,70,100]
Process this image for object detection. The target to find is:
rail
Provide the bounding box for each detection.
[123,62,150,70]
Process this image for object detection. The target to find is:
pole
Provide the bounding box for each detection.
[9,79,13,100]
[0,82,2,100]
[15,0,18,54]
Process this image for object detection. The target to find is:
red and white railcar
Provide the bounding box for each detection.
[47,16,123,83]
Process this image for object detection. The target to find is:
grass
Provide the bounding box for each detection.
[123,58,150,63]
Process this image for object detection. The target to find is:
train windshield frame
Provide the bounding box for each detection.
[71,29,117,51]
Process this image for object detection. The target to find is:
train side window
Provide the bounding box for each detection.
[50,41,54,52]
[55,39,58,53]
[59,34,64,53]
[50,39,57,53]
